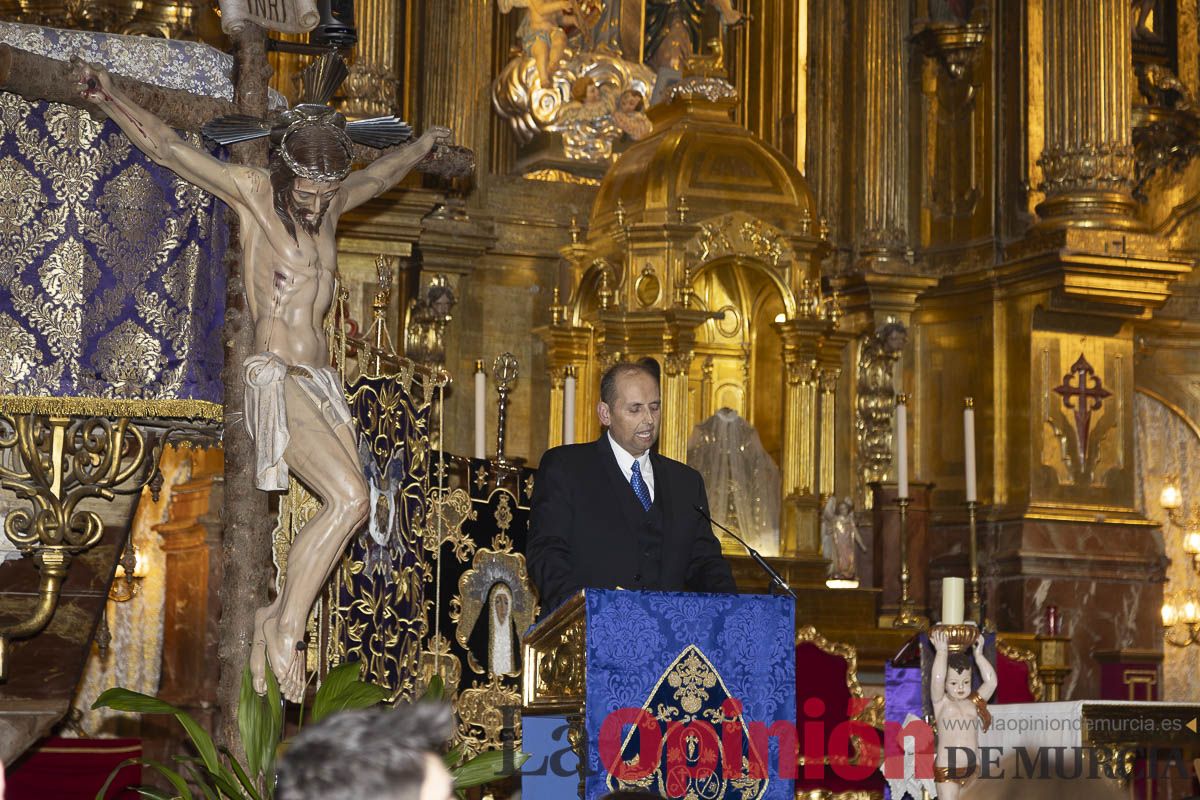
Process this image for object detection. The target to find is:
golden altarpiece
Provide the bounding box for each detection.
[3,0,1200,793]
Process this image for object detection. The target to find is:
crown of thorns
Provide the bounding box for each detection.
[201,53,412,183]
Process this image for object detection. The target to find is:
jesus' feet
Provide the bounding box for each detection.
[251,605,307,702]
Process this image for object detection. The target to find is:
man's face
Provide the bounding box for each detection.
[418,754,454,800]
[597,370,660,457]
[289,177,339,234]
[946,667,971,700]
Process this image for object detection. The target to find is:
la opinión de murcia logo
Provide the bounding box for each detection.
[509,703,1200,796]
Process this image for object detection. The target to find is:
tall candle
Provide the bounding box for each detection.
[474,360,486,459]
[964,398,977,503]
[896,396,909,498]
[563,367,577,445]
[942,577,965,625]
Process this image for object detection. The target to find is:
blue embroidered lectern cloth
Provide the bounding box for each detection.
[585,590,796,800]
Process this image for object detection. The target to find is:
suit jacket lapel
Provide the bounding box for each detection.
[596,436,647,536]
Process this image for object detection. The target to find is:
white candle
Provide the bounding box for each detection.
[896,397,909,498]
[563,367,577,445]
[964,398,977,503]
[474,361,486,459]
[942,577,965,625]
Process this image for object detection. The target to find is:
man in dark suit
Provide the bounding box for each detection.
[527,361,737,611]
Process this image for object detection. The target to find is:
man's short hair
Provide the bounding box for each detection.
[599,361,659,407]
[276,703,453,800]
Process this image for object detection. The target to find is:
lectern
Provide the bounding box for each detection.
[521,589,796,799]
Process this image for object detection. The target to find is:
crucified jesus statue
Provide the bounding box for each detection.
[74,57,452,702]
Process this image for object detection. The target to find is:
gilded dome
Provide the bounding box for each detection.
[590,85,817,237]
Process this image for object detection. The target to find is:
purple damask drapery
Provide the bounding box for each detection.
[0,94,227,419]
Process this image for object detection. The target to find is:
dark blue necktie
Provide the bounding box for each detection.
[630,460,652,512]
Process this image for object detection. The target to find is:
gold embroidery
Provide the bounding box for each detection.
[453,546,537,676]
[667,648,720,715]
[455,674,523,758]
[0,313,39,389]
[0,156,42,235]
[0,94,220,406]
[0,395,221,420]
[91,320,166,396]
[494,491,514,532]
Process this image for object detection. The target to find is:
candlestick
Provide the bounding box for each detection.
[563,366,576,445]
[967,500,981,624]
[942,577,965,624]
[474,360,486,459]
[896,394,909,498]
[893,497,922,628]
[493,353,519,465]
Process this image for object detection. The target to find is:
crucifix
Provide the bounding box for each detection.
[1052,353,1112,466]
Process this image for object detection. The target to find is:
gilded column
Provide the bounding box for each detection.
[419,0,494,173]
[660,351,694,463]
[855,0,910,265]
[818,367,839,499]
[1036,0,1138,228]
[342,0,402,118]
[735,0,806,167]
[778,320,822,558]
[806,0,845,244]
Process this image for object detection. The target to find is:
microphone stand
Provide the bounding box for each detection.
[694,504,797,601]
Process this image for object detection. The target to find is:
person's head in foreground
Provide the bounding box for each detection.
[276,703,454,800]
[598,361,661,457]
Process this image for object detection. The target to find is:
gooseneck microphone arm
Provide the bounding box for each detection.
[694,504,798,600]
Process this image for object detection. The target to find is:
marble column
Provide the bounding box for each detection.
[855,0,910,266]
[1036,0,1138,228]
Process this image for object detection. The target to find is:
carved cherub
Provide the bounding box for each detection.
[930,629,997,800]
[612,89,652,140]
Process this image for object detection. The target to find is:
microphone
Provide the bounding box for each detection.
[694,504,797,600]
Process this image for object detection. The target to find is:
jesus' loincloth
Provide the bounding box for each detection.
[243,351,352,491]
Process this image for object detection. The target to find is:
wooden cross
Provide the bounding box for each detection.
[1052,353,1111,466]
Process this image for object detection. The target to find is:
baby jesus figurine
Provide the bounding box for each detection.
[930,628,997,799]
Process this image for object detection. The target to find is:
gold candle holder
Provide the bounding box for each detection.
[893,496,922,628]
[967,499,981,625]
[931,622,980,653]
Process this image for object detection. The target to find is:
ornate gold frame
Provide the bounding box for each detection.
[995,638,1046,702]
[795,624,884,726]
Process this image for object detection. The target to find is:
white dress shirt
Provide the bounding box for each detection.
[607,431,655,502]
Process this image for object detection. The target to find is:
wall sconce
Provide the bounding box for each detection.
[107,542,147,603]
[1160,475,1183,524]
[1162,589,1200,647]
[1183,522,1200,576]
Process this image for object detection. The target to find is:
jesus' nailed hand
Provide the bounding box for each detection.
[73,56,452,702]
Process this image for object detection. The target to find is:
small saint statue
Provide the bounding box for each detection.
[821,496,865,584]
[930,628,997,799]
